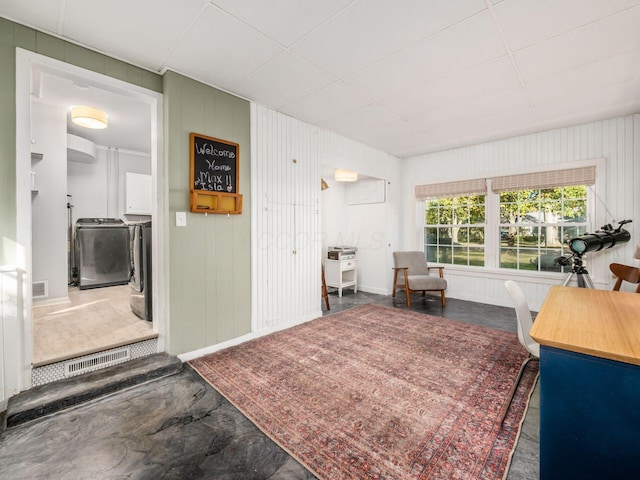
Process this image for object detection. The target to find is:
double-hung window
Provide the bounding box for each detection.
[424,195,485,266]
[417,179,487,267]
[497,186,587,272]
[418,166,596,272]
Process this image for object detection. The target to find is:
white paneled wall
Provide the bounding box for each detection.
[1,267,26,412]
[251,105,322,331]
[401,114,640,311]
[251,104,402,331]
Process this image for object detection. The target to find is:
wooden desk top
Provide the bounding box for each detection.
[530,286,640,366]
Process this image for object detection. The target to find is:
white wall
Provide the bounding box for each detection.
[317,131,401,295]
[31,102,68,302]
[67,147,151,222]
[321,178,393,294]
[67,148,109,220]
[400,114,640,311]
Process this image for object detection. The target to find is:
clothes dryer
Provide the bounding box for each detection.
[129,220,152,321]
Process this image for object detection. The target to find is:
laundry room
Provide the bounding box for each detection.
[29,65,157,374]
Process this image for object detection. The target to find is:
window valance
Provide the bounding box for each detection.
[490,166,596,193]
[415,178,487,200]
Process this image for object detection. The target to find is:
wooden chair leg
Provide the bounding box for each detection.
[392,269,399,298]
[322,266,330,310]
[440,290,446,307]
[404,277,411,308]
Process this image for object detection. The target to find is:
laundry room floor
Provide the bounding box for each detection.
[32,285,156,366]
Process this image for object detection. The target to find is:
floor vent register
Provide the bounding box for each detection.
[64,347,131,377]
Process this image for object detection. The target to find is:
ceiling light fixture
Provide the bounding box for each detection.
[334,168,358,182]
[71,105,108,129]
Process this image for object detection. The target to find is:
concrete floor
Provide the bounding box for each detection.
[0,290,539,479]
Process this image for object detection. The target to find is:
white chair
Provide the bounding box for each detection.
[499,280,540,424]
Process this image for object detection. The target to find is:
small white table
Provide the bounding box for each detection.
[323,259,357,297]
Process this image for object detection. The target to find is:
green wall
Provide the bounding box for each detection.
[0,17,252,355]
[163,71,251,354]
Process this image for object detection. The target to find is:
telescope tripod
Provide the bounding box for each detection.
[560,254,594,288]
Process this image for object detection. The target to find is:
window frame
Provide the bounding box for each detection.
[497,186,589,273]
[423,194,487,267]
[417,159,605,281]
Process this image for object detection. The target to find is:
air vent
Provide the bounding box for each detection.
[64,347,130,377]
[32,280,48,299]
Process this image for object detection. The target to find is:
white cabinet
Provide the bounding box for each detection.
[323,259,357,297]
[126,172,152,215]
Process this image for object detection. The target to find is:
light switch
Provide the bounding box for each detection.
[176,211,187,227]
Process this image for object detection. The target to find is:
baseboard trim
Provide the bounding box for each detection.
[179,310,322,362]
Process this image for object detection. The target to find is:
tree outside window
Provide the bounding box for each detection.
[499,186,587,272]
[424,195,485,266]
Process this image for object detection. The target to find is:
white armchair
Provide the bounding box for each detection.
[392,251,447,308]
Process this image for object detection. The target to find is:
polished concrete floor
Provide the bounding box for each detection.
[1,290,539,479]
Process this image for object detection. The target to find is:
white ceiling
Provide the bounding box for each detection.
[33,68,152,153]
[3,0,640,158]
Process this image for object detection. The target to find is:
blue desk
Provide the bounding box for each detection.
[531,286,640,480]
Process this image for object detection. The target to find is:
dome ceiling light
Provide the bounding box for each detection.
[71,105,108,129]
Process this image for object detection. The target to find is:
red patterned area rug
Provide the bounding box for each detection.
[189,304,538,479]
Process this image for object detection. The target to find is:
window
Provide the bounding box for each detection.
[498,186,588,272]
[424,194,485,266]
[417,166,596,273]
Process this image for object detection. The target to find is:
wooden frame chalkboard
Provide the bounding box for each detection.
[190,133,242,214]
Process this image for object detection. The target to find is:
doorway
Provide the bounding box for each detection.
[16,49,166,389]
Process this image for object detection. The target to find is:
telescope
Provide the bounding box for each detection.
[568,220,632,255]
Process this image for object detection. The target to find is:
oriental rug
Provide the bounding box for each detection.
[189,304,538,480]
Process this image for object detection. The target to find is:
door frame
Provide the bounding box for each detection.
[15,48,167,390]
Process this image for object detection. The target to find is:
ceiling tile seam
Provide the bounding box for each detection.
[155,0,211,73]
[325,6,493,88]
[56,0,67,35]
[484,0,542,128]
[211,0,360,52]
[519,48,640,103]
[161,66,253,104]
[508,3,640,54]
[207,0,288,49]
[230,2,494,107]
[260,4,496,105]
[288,82,404,127]
[220,1,361,95]
[371,53,513,113]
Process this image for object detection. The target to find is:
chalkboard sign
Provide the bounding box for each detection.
[190,133,239,194]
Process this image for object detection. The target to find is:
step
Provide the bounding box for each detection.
[4,352,182,429]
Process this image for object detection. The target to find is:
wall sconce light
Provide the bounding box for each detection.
[71,105,108,129]
[334,168,358,182]
[321,178,329,190]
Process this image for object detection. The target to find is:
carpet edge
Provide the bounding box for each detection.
[501,371,540,480]
[188,362,323,479]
